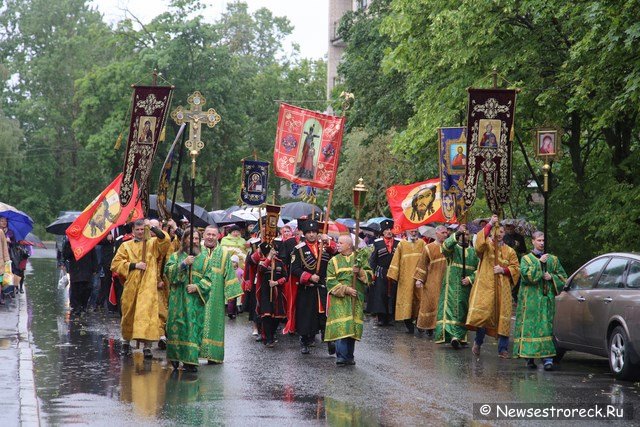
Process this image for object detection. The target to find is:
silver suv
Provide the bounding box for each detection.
[554,253,640,380]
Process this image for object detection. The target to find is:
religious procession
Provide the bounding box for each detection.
[1,0,639,425]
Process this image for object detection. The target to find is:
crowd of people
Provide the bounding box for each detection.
[0,216,32,306]
[52,210,570,374]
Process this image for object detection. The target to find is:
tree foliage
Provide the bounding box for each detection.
[0,0,326,233]
[335,0,640,270]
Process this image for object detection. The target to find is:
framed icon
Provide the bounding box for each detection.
[534,129,560,158]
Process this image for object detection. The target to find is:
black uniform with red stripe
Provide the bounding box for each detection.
[290,239,335,346]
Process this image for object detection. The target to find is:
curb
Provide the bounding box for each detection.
[17,289,40,426]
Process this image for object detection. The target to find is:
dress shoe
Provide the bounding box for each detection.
[527,359,537,369]
[544,363,554,371]
[301,346,310,355]
[451,338,461,350]
[336,359,346,366]
[346,360,356,366]
[472,343,481,356]
[143,348,153,359]
[158,338,167,350]
[498,351,510,359]
[327,342,336,355]
[207,360,221,365]
[184,364,198,373]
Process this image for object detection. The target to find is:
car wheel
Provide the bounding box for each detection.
[553,336,566,364]
[608,326,638,381]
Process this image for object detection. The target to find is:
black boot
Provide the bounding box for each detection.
[404,319,415,334]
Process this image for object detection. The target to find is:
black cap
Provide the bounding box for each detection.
[228,224,241,232]
[299,219,320,234]
[380,219,394,232]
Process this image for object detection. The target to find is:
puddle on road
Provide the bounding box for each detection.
[25,256,640,425]
[27,257,379,425]
[0,336,17,349]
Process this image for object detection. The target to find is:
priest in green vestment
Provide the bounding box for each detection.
[434,224,479,348]
[513,231,567,370]
[325,235,373,366]
[164,229,210,372]
[198,226,243,363]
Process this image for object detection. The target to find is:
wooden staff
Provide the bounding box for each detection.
[315,190,334,274]
[142,225,150,262]
[493,213,501,330]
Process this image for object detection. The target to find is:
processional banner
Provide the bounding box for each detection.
[438,127,467,221]
[273,103,345,190]
[386,178,449,233]
[66,173,143,260]
[120,85,174,212]
[463,89,517,214]
[240,159,269,206]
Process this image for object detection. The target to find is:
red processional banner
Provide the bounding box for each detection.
[66,174,143,260]
[273,103,345,190]
[386,178,450,233]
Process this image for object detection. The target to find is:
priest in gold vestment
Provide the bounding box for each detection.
[414,225,449,335]
[466,215,520,358]
[111,219,170,358]
[387,229,426,334]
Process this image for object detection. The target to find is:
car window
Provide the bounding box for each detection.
[596,257,628,289]
[627,262,640,288]
[570,257,609,290]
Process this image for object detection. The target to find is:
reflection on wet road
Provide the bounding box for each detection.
[26,257,640,425]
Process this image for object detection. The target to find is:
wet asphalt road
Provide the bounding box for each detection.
[24,252,640,426]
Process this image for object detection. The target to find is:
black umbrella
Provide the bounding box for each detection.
[45,212,81,235]
[280,202,322,220]
[148,194,182,222]
[215,205,241,225]
[175,202,214,228]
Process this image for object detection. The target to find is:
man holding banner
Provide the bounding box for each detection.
[466,215,520,358]
[111,219,169,358]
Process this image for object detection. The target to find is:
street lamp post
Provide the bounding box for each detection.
[352,178,368,288]
[542,161,551,252]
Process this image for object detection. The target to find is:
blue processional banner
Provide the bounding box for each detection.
[241,159,269,205]
[438,127,467,221]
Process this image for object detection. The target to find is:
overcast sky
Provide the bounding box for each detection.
[91,0,329,60]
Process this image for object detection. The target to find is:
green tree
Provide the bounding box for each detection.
[341,0,640,269]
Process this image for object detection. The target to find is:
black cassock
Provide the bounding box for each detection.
[367,237,400,316]
[255,254,287,319]
[290,241,335,341]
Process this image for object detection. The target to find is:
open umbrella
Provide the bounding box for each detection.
[502,218,538,236]
[0,202,34,241]
[175,202,214,228]
[335,218,356,229]
[20,232,46,249]
[360,222,380,233]
[215,205,241,225]
[280,202,322,220]
[231,210,260,223]
[325,220,349,238]
[46,212,81,235]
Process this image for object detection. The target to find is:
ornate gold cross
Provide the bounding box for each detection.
[170,91,221,177]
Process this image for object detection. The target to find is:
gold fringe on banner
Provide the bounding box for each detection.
[159,126,166,142]
[114,132,123,150]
